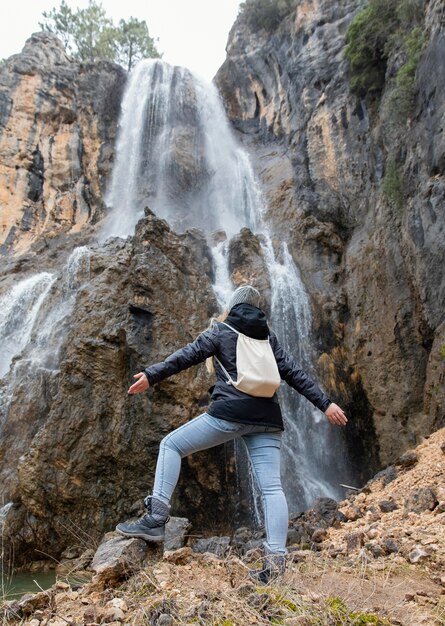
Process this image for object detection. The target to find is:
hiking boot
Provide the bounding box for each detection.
[116,496,170,542]
[249,551,286,584]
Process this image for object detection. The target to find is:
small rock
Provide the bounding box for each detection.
[28,620,40,626]
[340,506,361,521]
[382,538,399,554]
[434,502,445,514]
[164,516,191,551]
[163,547,193,564]
[398,450,418,468]
[405,488,438,514]
[157,615,174,626]
[345,531,364,553]
[103,606,125,622]
[365,542,384,558]
[231,526,254,550]
[440,441,445,455]
[90,536,152,585]
[379,500,398,513]
[408,545,430,563]
[311,528,327,542]
[18,591,53,616]
[382,465,398,485]
[54,581,70,590]
[192,536,230,557]
[106,598,128,612]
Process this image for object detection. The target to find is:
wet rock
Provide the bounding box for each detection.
[192,536,231,557]
[227,228,271,313]
[398,450,418,468]
[164,517,191,551]
[404,488,438,514]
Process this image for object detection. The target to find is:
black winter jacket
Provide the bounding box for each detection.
[144,303,331,430]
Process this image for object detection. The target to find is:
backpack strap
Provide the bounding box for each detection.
[212,322,240,384]
[220,321,240,335]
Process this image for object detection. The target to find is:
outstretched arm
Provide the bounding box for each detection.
[128,325,220,395]
[270,334,347,426]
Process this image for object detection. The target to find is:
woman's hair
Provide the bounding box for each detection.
[205,309,228,374]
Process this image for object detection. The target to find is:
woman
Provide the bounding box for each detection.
[116,285,347,582]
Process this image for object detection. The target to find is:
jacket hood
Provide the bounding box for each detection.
[226,303,269,339]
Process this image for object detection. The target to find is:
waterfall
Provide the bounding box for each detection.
[0,246,91,436]
[102,59,259,240]
[0,273,55,378]
[102,58,351,512]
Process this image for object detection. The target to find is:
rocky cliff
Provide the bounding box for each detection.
[0,32,125,255]
[216,0,445,466]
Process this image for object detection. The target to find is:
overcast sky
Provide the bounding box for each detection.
[0,0,242,81]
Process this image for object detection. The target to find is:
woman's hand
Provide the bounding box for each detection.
[325,403,348,426]
[128,372,149,395]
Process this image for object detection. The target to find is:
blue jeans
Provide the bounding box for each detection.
[153,412,288,554]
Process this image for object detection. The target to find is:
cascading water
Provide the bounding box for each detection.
[102,58,352,513]
[0,273,55,378]
[0,246,91,443]
[102,59,258,240]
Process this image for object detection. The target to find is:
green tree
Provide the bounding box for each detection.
[71,1,114,62]
[114,17,160,71]
[40,1,160,67]
[40,0,76,53]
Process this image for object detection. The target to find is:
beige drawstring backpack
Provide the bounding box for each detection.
[214,322,281,398]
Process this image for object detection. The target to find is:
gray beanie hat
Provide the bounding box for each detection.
[228,285,261,311]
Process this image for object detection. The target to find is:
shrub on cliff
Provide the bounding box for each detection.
[345,0,425,99]
[239,0,297,33]
[345,0,399,97]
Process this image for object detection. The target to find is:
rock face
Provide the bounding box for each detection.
[0,32,126,255]
[0,211,245,563]
[216,0,445,464]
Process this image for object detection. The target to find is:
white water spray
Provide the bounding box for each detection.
[0,273,55,378]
